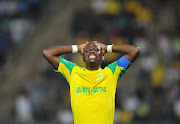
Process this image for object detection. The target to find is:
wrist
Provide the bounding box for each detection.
[105,45,107,53]
[77,45,81,53]
[107,45,113,53]
[72,45,78,53]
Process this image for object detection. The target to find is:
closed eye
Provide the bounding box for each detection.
[84,50,89,52]
[95,49,100,52]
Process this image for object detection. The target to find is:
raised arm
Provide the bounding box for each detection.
[112,45,140,63]
[96,42,140,63]
[43,43,87,70]
[43,46,72,70]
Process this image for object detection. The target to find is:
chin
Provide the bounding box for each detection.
[88,60,96,63]
[88,59,98,63]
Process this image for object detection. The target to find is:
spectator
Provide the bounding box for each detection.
[9,14,32,45]
[15,88,33,124]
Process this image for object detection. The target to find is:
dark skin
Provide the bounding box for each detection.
[83,42,103,70]
[43,41,140,70]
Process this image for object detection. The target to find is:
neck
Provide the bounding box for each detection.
[85,62,101,70]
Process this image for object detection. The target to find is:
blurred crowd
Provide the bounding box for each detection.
[0,0,179,124]
[0,0,42,67]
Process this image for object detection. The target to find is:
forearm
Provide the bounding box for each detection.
[43,46,73,57]
[111,44,140,63]
[43,45,78,70]
[112,45,138,53]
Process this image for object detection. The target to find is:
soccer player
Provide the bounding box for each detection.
[43,41,140,124]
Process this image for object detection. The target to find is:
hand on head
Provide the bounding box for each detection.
[78,41,107,56]
[93,41,107,56]
[78,42,89,55]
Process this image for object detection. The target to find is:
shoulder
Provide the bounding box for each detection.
[60,57,77,66]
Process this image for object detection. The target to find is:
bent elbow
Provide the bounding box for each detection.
[132,46,140,57]
[43,49,50,57]
[135,46,140,55]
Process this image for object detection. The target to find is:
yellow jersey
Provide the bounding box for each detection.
[55,56,132,124]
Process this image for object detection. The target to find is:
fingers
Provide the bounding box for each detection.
[85,41,97,44]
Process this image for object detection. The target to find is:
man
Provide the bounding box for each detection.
[43,41,140,124]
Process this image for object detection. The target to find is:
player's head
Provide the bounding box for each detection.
[83,42,104,64]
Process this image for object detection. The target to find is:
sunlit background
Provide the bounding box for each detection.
[0,0,180,124]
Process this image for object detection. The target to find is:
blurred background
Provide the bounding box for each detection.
[0,0,180,124]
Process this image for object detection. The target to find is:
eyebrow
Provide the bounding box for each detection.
[85,47,100,50]
[84,47,101,50]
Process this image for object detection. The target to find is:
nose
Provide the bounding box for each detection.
[89,49,95,54]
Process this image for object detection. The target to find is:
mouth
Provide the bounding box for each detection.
[88,54,97,59]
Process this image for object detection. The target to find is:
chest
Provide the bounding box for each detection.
[70,69,116,95]
[70,69,113,86]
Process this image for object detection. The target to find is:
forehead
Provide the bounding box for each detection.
[85,43,101,49]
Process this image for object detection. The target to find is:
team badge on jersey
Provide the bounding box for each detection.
[95,72,104,81]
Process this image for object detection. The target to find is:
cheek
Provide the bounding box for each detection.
[96,52,102,57]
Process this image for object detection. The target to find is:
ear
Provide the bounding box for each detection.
[102,55,105,60]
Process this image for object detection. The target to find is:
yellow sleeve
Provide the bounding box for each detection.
[106,61,126,81]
